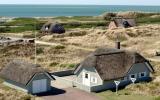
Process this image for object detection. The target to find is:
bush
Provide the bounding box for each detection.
[36,47,44,54]
[54,45,65,49]
[60,64,67,68]
[49,62,59,67]
[68,64,76,68]
[59,63,76,68]
[124,92,130,95]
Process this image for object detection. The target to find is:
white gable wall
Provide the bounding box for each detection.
[76,66,103,87]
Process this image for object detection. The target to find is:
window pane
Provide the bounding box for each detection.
[85,74,88,79]
[141,73,145,77]
[131,75,135,78]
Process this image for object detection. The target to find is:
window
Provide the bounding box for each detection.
[85,73,88,79]
[130,74,137,79]
[139,72,146,78]
[121,77,127,81]
[131,75,135,78]
[118,77,127,81]
[91,77,97,83]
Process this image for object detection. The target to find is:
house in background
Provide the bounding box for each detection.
[108,17,136,29]
[0,60,54,94]
[41,22,65,34]
[73,46,154,92]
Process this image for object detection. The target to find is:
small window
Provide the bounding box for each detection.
[130,74,137,79]
[85,73,88,79]
[131,75,135,78]
[139,72,146,78]
[121,77,127,81]
[91,77,97,83]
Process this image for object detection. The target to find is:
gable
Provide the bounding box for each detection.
[76,66,103,85]
[109,21,117,29]
[26,72,54,86]
[127,63,151,75]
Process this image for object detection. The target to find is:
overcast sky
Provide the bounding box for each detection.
[0,0,160,6]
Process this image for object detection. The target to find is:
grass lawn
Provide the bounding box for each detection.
[95,90,156,100]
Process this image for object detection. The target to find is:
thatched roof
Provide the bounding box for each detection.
[41,22,65,34]
[74,48,154,81]
[111,18,136,28]
[0,60,53,85]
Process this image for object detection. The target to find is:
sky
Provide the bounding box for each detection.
[0,0,160,6]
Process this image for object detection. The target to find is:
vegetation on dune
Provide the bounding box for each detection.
[36,47,44,55]
[0,12,160,33]
[0,12,160,99]
[53,16,103,21]
[62,21,107,29]
[155,96,160,100]
[54,45,66,49]
[59,63,76,68]
[96,90,156,100]
[102,11,160,20]
[0,18,44,33]
[0,78,34,100]
[137,16,160,24]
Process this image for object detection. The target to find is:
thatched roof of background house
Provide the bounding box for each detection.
[74,48,154,81]
[0,60,51,85]
[41,22,65,34]
[109,17,136,28]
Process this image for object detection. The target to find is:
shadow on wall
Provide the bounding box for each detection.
[35,87,66,97]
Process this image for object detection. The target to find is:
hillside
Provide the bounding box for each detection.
[36,24,160,70]
[0,12,160,99]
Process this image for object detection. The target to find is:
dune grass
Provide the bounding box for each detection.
[96,90,155,100]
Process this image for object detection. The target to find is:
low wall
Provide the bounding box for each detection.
[53,72,91,92]
[73,82,91,92]
[54,76,74,87]
[55,77,91,92]
[52,70,74,77]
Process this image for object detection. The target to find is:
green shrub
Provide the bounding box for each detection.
[59,64,67,68]
[124,92,130,95]
[36,47,44,54]
[54,45,65,49]
[68,64,76,68]
[49,62,59,67]
[59,63,76,68]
